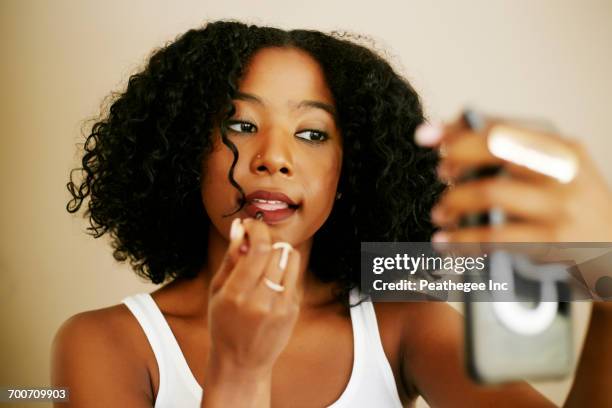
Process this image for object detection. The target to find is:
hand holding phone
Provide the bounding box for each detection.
[419,109,578,383]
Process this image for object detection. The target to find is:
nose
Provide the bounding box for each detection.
[250,129,294,177]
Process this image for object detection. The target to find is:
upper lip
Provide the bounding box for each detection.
[245,190,299,207]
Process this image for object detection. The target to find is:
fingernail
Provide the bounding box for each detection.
[272,242,293,271]
[432,232,449,243]
[230,218,244,241]
[415,122,444,146]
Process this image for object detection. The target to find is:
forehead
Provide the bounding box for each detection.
[237,47,335,106]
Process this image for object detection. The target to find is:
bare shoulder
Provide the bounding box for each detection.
[51,304,154,407]
[374,300,462,353]
[373,301,464,381]
[396,301,462,351]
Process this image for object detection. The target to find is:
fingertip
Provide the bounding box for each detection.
[432,232,449,243]
[415,122,444,146]
[230,218,244,242]
[226,218,247,264]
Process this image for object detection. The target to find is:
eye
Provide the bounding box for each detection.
[227,120,257,133]
[295,129,328,143]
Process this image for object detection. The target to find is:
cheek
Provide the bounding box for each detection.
[306,150,342,213]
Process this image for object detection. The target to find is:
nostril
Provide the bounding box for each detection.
[257,165,267,172]
[280,168,289,174]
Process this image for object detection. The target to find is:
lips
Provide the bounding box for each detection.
[244,190,300,223]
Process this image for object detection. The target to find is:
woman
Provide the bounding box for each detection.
[52,21,612,407]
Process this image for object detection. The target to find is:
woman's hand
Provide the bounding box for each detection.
[415,113,612,407]
[415,115,612,243]
[202,218,302,407]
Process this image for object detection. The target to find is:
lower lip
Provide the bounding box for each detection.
[244,202,298,223]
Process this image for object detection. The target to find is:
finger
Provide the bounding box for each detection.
[442,131,500,168]
[431,178,564,227]
[440,122,579,184]
[224,218,272,293]
[439,159,561,186]
[432,223,556,243]
[250,245,287,307]
[210,218,245,293]
[280,248,302,301]
[414,115,467,148]
[418,117,501,184]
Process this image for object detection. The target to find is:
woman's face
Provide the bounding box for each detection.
[201,47,343,246]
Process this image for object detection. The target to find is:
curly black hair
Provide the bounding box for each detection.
[67,20,444,305]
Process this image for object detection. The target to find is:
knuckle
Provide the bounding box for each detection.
[247,303,270,319]
[248,228,271,252]
[271,307,288,319]
[220,289,245,308]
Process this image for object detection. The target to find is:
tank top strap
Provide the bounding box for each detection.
[122,293,202,404]
[346,288,403,407]
[327,288,368,407]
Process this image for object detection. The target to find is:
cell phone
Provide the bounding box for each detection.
[461,109,573,384]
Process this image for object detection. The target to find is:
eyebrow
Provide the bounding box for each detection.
[234,91,337,118]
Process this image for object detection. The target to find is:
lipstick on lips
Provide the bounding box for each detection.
[244,190,299,223]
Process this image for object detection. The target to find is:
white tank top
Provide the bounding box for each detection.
[122,288,403,407]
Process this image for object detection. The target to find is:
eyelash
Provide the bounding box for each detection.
[226,120,329,144]
[226,120,257,133]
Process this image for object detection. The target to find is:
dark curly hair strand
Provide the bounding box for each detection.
[67,20,444,306]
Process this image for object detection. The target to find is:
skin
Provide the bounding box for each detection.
[51,47,612,407]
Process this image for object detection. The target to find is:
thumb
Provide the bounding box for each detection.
[210,218,246,293]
